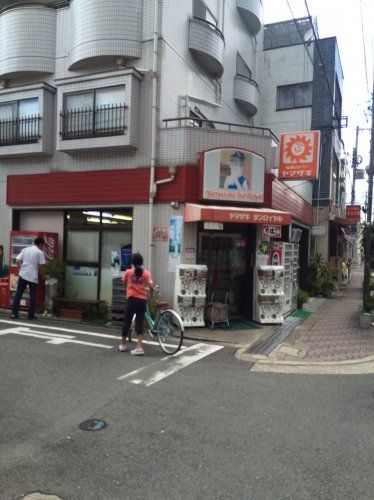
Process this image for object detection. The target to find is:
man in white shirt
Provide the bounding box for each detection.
[11,237,46,320]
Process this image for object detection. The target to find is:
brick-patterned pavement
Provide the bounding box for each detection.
[304,267,374,362]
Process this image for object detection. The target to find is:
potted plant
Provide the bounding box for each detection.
[359,295,374,329]
[297,289,309,310]
[319,279,337,298]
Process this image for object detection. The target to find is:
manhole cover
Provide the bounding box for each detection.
[79,419,107,431]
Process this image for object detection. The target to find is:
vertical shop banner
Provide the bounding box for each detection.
[345,205,361,222]
[110,251,121,277]
[168,216,183,272]
[279,131,320,180]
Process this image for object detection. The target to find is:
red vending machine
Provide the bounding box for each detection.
[9,231,59,311]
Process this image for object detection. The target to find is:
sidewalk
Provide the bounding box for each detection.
[273,266,374,363]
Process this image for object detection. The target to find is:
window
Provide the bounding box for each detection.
[61,86,126,139]
[236,53,252,80]
[193,0,217,26]
[189,108,215,129]
[0,98,39,145]
[276,83,312,110]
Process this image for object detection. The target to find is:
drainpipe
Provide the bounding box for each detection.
[148,0,159,271]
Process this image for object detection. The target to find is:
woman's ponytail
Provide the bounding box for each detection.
[134,264,143,279]
[131,253,144,279]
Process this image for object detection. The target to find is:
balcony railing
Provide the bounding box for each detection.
[60,104,127,140]
[0,115,41,146]
[163,117,278,142]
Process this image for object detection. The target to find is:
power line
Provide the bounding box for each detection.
[284,0,314,67]
[302,0,339,121]
[359,0,370,95]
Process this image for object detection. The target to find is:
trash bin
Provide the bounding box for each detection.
[45,277,58,315]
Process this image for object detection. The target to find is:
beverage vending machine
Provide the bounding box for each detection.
[253,265,285,324]
[9,231,59,311]
[174,264,207,327]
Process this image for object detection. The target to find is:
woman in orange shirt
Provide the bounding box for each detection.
[119,253,154,355]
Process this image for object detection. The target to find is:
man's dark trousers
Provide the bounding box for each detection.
[12,276,38,319]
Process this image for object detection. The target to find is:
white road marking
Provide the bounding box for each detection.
[0,319,185,349]
[0,326,112,349]
[117,343,224,386]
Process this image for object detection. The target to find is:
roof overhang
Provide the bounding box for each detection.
[185,203,291,225]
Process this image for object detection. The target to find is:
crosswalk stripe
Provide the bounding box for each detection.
[117,343,224,386]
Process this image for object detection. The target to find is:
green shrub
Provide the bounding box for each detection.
[297,290,309,310]
[363,295,374,313]
[44,258,67,296]
[319,280,337,297]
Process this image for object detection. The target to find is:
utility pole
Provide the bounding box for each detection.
[351,125,360,205]
[363,83,374,305]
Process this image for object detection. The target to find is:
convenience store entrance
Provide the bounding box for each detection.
[197,226,256,319]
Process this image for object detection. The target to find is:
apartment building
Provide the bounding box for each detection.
[261,17,348,284]
[0,0,312,319]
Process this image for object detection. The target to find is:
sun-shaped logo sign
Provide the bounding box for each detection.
[284,135,313,163]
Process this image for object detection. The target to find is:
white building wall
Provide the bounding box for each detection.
[0,0,265,270]
[260,43,314,203]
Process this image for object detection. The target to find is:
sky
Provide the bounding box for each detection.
[263,0,374,207]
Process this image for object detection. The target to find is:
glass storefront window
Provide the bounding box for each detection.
[66,230,99,263]
[64,209,132,303]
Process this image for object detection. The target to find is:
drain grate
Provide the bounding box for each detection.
[79,419,107,431]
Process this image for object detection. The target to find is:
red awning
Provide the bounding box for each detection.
[184,203,291,225]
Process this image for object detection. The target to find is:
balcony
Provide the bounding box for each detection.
[237,0,263,36]
[189,17,225,78]
[233,75,259,116]
[0,115,41,146]
[160,117,278,170]
[60,104,126,140]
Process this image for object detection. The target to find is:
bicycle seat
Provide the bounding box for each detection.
[156,300,169,310]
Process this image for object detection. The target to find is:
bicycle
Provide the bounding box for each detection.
[129,291,184,355]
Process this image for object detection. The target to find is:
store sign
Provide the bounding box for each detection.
[311,226,326,236]
[204,222,223,230]
[345,205,361,222]
[153,227,169,242]
[262,225,282,239]
[269,242,283,266]
[200,148,265,203]
[279,130,320,180]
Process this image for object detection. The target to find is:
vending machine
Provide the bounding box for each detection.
[269,241,299,314]
[253,265,285,324]
[9,231,59,311]
[174,264,207,327]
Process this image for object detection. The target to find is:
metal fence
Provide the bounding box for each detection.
[0,115,41,146]
[60,104,127,140]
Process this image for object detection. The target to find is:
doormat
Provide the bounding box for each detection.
[291,310,312,319]
[219,320,260,330]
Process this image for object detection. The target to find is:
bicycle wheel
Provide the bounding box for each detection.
[155,309,184,355]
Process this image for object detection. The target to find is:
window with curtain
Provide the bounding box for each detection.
[0,98,39,145]
[62,86,125,138]
[277,83,313,110]
[236,53,252,80]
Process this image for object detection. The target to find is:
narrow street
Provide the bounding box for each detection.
[0,317,372,500]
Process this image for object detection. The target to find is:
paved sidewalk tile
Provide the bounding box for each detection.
[304,268,374,361]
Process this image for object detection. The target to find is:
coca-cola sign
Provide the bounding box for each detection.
[42,233,58,261]
[153,227,168,242]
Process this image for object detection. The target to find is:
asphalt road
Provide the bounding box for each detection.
[0,317,373,500]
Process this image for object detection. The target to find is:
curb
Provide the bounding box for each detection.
[249,355,374,375]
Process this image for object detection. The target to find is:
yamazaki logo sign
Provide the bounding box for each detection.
[229,213,287,224]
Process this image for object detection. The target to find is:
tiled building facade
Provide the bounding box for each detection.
[0,0,313,317]
[261,17,347,279]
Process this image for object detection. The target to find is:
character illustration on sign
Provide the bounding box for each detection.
[223,151,249,192]
[284,134,313,163]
